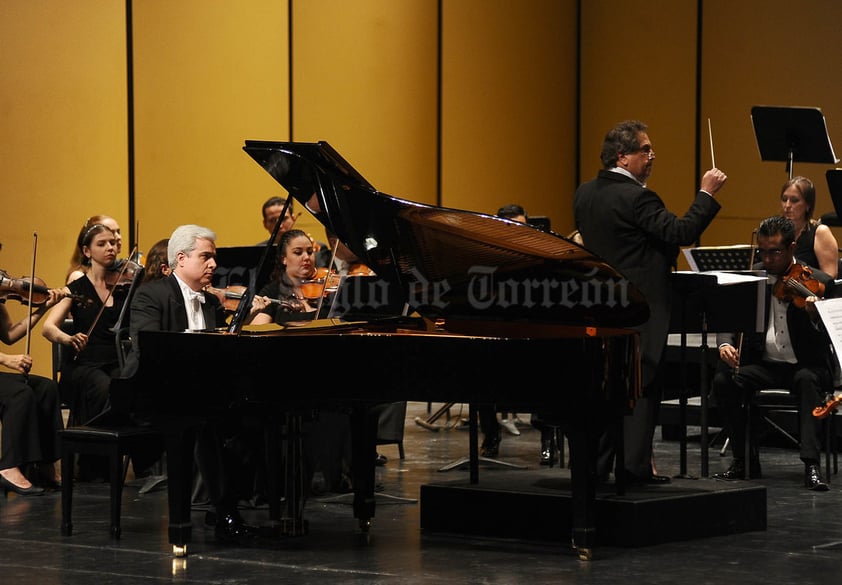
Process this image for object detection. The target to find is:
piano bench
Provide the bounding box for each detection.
[58,425,161,539]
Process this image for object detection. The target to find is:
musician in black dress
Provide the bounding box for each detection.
[779,176,838,278]
[0,277,65,495]
[43,222,128,428]
[251,229,319,324]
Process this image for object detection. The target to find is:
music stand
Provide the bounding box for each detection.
[751,105,839,178]
[683,245,754,273]
[822,169,842,227]
[671,263,765,478]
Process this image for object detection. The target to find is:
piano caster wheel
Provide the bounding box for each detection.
[172,544,188,558]
[576,547,593,562]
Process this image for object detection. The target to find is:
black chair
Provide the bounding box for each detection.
[744,388,837,481]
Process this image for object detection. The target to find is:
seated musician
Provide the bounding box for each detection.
[778,175,838,278]
[0,271,66,495]
[249,229,322,323]
[712,216,836,490]
[43,222,139,483]
[256,195,332,268]
[124,224,269,540]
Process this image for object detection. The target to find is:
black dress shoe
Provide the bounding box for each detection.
[713,458,762,481]
[539,439,556,466]
[214,512,258,542]
[805,463,829,491]
[646,474,671,484]
[0,475,45,497]
[374,452,388,467]
[480,434,500,458]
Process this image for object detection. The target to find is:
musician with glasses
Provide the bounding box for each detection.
[713,216,835,490]
[574,119,727,485]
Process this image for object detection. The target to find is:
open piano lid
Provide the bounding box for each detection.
[243,140,649,328]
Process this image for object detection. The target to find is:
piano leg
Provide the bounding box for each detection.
[280,412,308,536]
[164,423,195,557]
[566,422,597,561]
[350,402,378,540]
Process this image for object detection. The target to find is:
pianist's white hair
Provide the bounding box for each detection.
[167,224,217,268]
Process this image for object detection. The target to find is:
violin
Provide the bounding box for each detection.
[105,258,144,289]
[813,394,842,419]
[204,285,305,313]
[300,264,375,300]
[0,269,87,307]
[0,270,51,306]
[772,263,825,309]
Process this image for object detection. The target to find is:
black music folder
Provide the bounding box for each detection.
[213,245,276,291]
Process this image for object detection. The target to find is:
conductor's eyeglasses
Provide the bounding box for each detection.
[628,144,655,159]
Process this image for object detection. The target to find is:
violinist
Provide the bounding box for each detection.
[713,216,836,490]
[65,215,123,284]
[250,229,321,324]
[42,223,128,447]
[0,262,66,495]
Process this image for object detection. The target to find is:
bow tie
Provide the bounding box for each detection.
[187,290,205,304]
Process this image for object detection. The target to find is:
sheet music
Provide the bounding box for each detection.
[681,245,754,272]
[673,270,766,286]
[815,297,842,372]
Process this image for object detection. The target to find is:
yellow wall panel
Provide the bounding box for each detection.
[292,0,439,207]
[132,0,290,250]
[580,0,698,237]
[442,0,577,231]
[700,0,842,248]
[0,1,127,376]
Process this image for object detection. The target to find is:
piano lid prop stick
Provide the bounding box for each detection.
[708,118,716,168]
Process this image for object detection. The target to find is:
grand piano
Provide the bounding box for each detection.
[132,140,649,560]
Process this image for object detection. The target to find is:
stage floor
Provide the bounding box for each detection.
[1,402,841,585]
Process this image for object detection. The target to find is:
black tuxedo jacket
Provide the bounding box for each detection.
[574,169,721,386]
[122,274,226,377]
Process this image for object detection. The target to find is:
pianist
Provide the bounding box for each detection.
[125,224,269,541]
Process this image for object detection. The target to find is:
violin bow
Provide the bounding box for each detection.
[734,230,757,376]
[84,245,138,338]
[23,232,37,380]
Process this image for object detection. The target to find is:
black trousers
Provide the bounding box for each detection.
[0,372,62,470]
[713,360,828,464]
